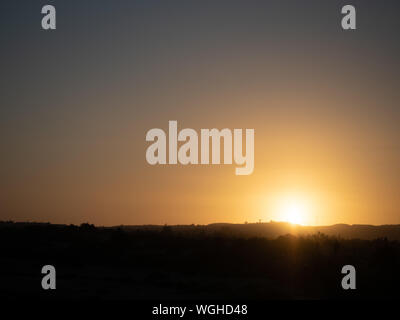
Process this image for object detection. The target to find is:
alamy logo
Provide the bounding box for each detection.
[41,5,56,30]
[41,265,56,290]
[341,5,356,30]
[145,121,254,175]
[341,265,356,290]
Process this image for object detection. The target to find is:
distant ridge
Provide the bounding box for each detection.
[2,220,400,240]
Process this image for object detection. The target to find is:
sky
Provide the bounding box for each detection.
[1,0,400,226]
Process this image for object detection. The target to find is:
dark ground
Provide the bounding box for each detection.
[1,221,400,299]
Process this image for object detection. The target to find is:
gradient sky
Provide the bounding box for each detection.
[1,0,400,226]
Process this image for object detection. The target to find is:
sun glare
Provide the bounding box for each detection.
[278,196,310,225]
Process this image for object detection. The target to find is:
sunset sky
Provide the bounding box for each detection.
[1,0,400,226]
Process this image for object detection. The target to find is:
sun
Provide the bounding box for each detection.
[278,196,310,225]
[262,191,316,226]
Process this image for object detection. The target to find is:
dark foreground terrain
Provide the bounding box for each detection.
[1,221,400,299]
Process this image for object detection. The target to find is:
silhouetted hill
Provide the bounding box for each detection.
[1,221,400,299]
[4,221,400,240]
[115,221,400,240]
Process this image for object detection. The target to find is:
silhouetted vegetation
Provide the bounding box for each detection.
[1,221,400,299]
